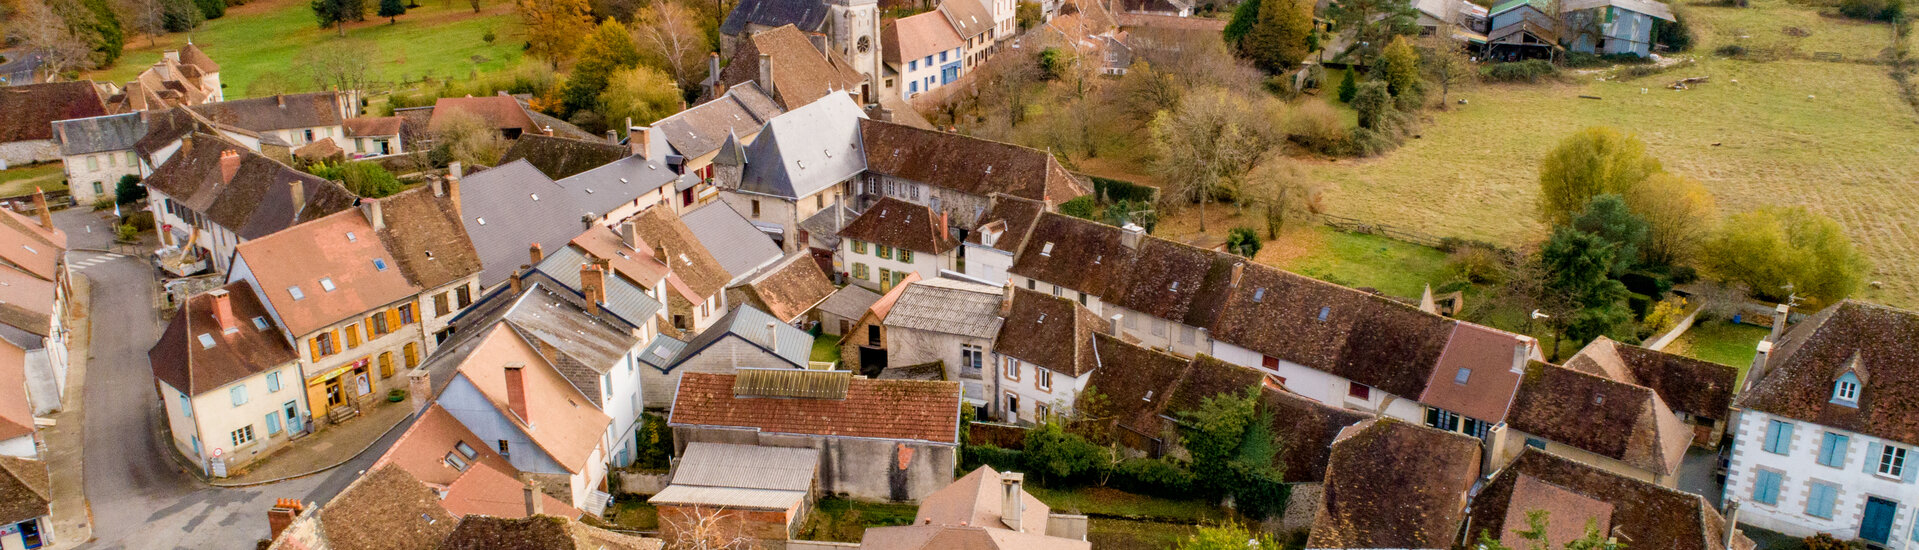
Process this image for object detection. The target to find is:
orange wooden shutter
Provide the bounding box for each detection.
[330,330,341,354]
[386,308,401,329]
[308,337,320,359]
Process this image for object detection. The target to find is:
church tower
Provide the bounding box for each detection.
[825,0,882,103]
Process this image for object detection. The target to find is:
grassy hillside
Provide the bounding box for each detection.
[84,0,528,99]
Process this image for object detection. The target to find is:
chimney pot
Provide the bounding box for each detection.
[529,243,545,265]
[504,363,529,421]
[218,149,242,185]
[767,321,779,353]
[709,52,723,98]
[208,288,237,332]
[939,211,950,242]
[632,126,653,159]
[1230,262,1244,288]
[31,188,50,231]
[1108,314,1122,337]
[542,126,553,137]
[1001,472,1026,532]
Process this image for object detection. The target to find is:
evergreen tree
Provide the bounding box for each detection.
[379,0,408,22]
[1378,35,1421,98]
[1337,67,1358,102]
[1223,0,1262,45]
[1240,0,1315,72]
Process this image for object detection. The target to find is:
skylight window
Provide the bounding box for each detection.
[1593,394,1605,405]
[252,316,269,330]
[679,253,691,265]
[374,259,388,271]
[1317,306,1330,321]
[346,232,357,242]
[1170,281,1180,291]
[585,188,594,194]
[444,452,469,471]
[1253,288,1266,302]
[20,245,33,254]
[288,286,305,300]
[620,178,628,184]
[454,441,478,459]
[197,333,216,349]
[319,278,336,292]
[530,193,540,201]
[1040,242,1054,256]
[1037,313,1047,323]
[1454,368,1471,385]
[476,217,486,225]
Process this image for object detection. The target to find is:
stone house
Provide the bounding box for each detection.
[643,304,813,409]
[1308,418,1481,550]
[625,206,736,335]
[878,278,1004,412]
[713,91,867,255]
[51,112,146,205]
[144,132,355,274]
[711,25,873,110]
[838,272,920,376]
[838,196,960,291]
[108,44,223,111]
[341,116,404,158]
[992,287,1103,424]
[1467,448,1755,549]
[149,284,310,476]
[653,81,783,209]
[815,284,881,338]
[0,81,108,167]
[854,119,1085,229]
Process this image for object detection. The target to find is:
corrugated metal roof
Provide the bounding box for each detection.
[681,200,783,281]
[673,442,819,490]
[649,485,808,510]
[884,279,1004,339]
[733,368,850,399]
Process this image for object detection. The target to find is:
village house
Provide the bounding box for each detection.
[229,185,480,429]
[885,11,966,100]
[190,91,357,148]
[1725,300,1919,547]
[713,91,866,254]
[456,148,679,291]
[815,284,881,338]
[846,466,1090,549]
[341,116,404,158]
[1412,0,1490,42]
[1468,448,1755,549]
[713,17,877,108]
[425,93,594,142]
[372,404,582,519]
[0,81,109,167]
[1081,332,1273,455]
[681,200,785,287]
[625,206,735,335]
[0,339,32,458]
[838,271,920,376]
[725,251,835,325]
[657,80,784,208]
[644,304,813,408]
[648,442,821,544]
[134,106,267,173]
[108,44,223,111]
[264,465,460,550]
[148,284,309,477]
[51,112,146,205]
[993,287,1103,424]
[1308,418,1482,550]
[838,197,961,290]
[143,133,355,274]
[873,278,1003,412]
[0,194,71,417]
[855,119,1086,227]
[0,456,51,550]
[956,194,1044,286]
[668,370,961,502]
[944,0,999,69]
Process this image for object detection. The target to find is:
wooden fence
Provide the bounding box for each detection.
[1318,214,1447,248]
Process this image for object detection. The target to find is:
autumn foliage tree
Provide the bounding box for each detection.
[598,65,682,133]
[562,19,641,118]
[519,0,593,68]
[633,0,711,90]
[1537,127,1663,226]
[1238,0,1315,72]
[1700,206,1868,305]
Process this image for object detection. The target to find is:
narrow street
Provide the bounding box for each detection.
[58,209,409,550]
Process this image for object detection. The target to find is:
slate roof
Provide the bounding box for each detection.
[993,288,1101,377]
[53,112,147,156]
[144,133,355,241]
[886,12,965,67]
[0,81,108,143]
[1506,361,1692,476]
[133,106,258,162]
[732,252,836,323]
[316,465,459,550]
[859,120,1088,204]
[884,278,1004,339]
[655,82,783,162]
[148,283,298,396]
[839,196,960,255]
[670,372,962,444]
[0,456,48,526]
[342,116,403,138]
[636,334,688,370]
[732,91,867,200]
[965,194,1046,254]
[1739,300,1919,446]
[499,134,630,180]
[1008,213,1137,298]
[526,246,665,331]
[714,26,866,111]
[496,284,646,407]
[1260,388,1374,483]
[720,0,830,35]
[189,92,349,132]
[817,284,883,320]
[681,200,783,281]
[1467,449,1754,550]
[666,304,813,370]
[1083,332,1191,444]
[439,515,660,550]
[1567,337,1737,422]
[1309,419,1481,550]
[458,156,677,287]
[1418,322,1529,423]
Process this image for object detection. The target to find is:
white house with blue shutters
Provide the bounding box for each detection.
[1724,301,1919,548]
[886,10,966,99]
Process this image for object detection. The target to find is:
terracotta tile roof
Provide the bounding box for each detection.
[1419,322,1530,423]
[915,466,1049,532]
[1104,238,1238,328]
[373,404,517,488]
[1497,474,1614,548]
[0,206,67,282]
[0,81,107,143]
[189,92,348,132]
[1739,300,1919,446]
[148,283,299,396]
[867,271,922,321]
[859,120,1088,204]
[180,43,220,73]
[439,515,661,550]
[429,95,537,135]
[965,194,1045,254]
[0,456,48,526]
[670,372,962,444]
[455,324,612,473]
[1008,213,1136,299]
[316,465,459,550]
[235,208,414,336]
[1506,362,1691,476]
[993,288,1101,377]
[856,524,1092,550]
[1309,418,1480,550]
[1084,332,1190,443]
[499,134,630,180]
[627,206,732,299]
[1568,337,1737,422]
[143,132,355,241]
[568,225,672,289]
[838,196,960,255]
[733,252,836,323]
[714,25,865,111]
[1208,263,1455,400]
[0,269,51,338]
[0,338,25,441]
[343,116,403,137]
[1467,449,1755,550]
[440,460,584,520]
[1259,387,1374,483]
[885,11,964,66]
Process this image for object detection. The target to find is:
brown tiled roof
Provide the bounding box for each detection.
[189,92,348,132]
[1008,213,1136,298]
[856,524,1092,550]
[1466,449,1754,550]
[429,95,537,134]
[294,136,343,161]
[1309,418,1480,550]
[0,205,67,282]
[1260,388,1374,483]
[180,43,220,73]
[439,515,660,550]
[993,288,1101,377]
[372,404,518,488]
[498,134,630,180]
[148,283,299,396]
[343,116,404,137]
[1162,354,1268,415]
[235,208,413,336]
[940,0,994,38]
[735,252,836,323]
[838,196,960,255]
[1084,332,1190,441]
[0,456,48,526]
[885,11,964,65]
[966,194,1045,254]
[670,372,962,444]
[714,25,865,111]
[144,133,355,240]
[1104,238,1237,328]
[1568,337,1737,422]
[1505,362,1691,476]
[0,339,26,441]
[1419,322,1529,423]
[628,206,732,299]
[375,185,483,291]
[1209,263,1456,399]
[1497,474,1614,548]
[915,466,1049,532]
[0,81,107,143]
[1740,300,1919,446]
[316,465,459,550]
[859,120,1088,204]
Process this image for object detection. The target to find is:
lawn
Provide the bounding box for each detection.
[84,0,528,99]
[794,497,918,543]
[1025,486,1228,521]
[605,499,659,531]
[0,163,68,197]
[811,335,843,364]
[1665,319,1771,386]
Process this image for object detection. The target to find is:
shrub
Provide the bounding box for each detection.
[124,210,155,231]
[963,444,1025,473]
[91,197,115,212]
[1483,60,1558,83]
[1058,195,1099,219]
[115,223,139,243]
[482,27,497,45]
[1039,48,1072,80]
[1715,44,1748,57]
[340,162,404,197]
[1336,67,1358,102]
[1022,423,1106,485]
[1446,246,1508,284]
[634,413,673,470]
[1839,0,1903,21]
[1226,226,1262,258]
[116,174,146,205]
[1091,176,1159,204]
[1110,457,1196,496]
[1283,100,1348,155]
[1640,296,1688,338]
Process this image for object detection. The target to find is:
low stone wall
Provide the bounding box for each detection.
[1269,482,1322,536]
[616,470,671,496]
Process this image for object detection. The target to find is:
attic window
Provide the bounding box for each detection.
[346,232,357,242]
[1593,394,1605,405]
[1253,288,1266,302]
[252,316,268,330]
[455,441,478,459]
[1454,368,1471,385]
[197,333,216,349]
[1317,306,1330,321]
[1040,242,1054,256]
[374,259,388,271]
[1169,281,1179,291]
[288,286,305,300]
[319,278,336,292]
[20,245,33,254]
[797,160,806,169]
[1833,373,1861,406]
[476,217,486,225]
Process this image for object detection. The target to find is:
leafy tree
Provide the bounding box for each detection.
[1350,80,1393,130]
[1038,47,1072,80]
[1022,422,1105,485]
[1569,194,1649,277]
[431,110,509,168]
[1652,7,1692,51]
[633,0,710,89]
[64,0,125,67]
[598,65,681,135]
[1177,523,1282,550]
[562,19,641,117]
[1539,227,1633,355]
[1326,0,1419,61]
[1476,510,1624,550]
[196,0,227,19]
[115,175,146,205]
[1537,127,1663,226]
[1226,226,1262,257]
[1178,388,1258,493]
[311,0,368,36]
[379,0,407,22]
[1622,172,1714,268]
[1337,67,1358,102]
[1016,1,1041,31]
[1700,206,1867,305]
[1223,0,1261,45]
[161,0,203,32]
[1421,36,1473,107]
[1377,35,1421,98]
[519,0,594,69]
[1239,0,1314,72]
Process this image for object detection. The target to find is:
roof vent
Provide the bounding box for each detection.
[346,231,357,242]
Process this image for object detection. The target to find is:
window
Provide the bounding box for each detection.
[898,250,913,263]
[288,286,305,300]
[1150,318,1165,336]
[379,352,395,378]
[498,440,510,454]
[1003,357,1021,380]
[940,51,948,62]
[252,317,269,331]
[1078,292,1088,306]
[197,333,216,349]
[1348,382,1371,400]
[1036,402,1051,420]
[267,372,281,393]
[1454,368,1472,385]
[87,156,99,170]
[435,293,451,317]
[319,278,336,292]
[93,182,103,195]
[1426,407,1462,432]
[373,258,388,271]
[1005,392,1020,418]
[400,304,416,324]
[909,60,917,71]
[852,263,870,280]
[1879,445,1908,478]
[1763,420,1794,454]
[1262,355,1280,369]
[1179,326,1195,345]
[127,151,138,166]
[878,245,894,260]
[750,200,761,217]
[1817,433,1849,467]
[232,425,256,446]
[867,324,880,346]
[1805,481,1838,519]
[372,312,391,336]
[961,344,984,372]
[1833,372,1861,406]
[1036,368,1053,391]
[1752,469,1783,505]
[445,452,470,471]
[924,55,933,65]
[853,241,867,254]
[1026,279,1036,290]
[230,384,248,406]
[456,285,473,308]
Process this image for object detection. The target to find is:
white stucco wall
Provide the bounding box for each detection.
[842,239,950,291]
[164,365,307,475]
[994,353,1090,423]
[0,434,35,458]
[1213,340,1426,421]
[1725,409,1919,546]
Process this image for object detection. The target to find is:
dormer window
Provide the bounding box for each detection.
[1832,372,1861,406]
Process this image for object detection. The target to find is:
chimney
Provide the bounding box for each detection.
[511,265,528,295]
[529,243,545,265]
[503,362,529,421]
[581,264,606,317]
[445,173,462,220]
[1769,303,1790,342]
[1512,336,1532,374]
[1000,283,1016,317]
[708,52,723,98]
[1746,340,1773,393]
[267,499,304,541]
[607,129,619,144]
[359,198,384,231]
[219,150,241,184]
[1723,499,1743,549]
[408,369,432,413]
[1108,314,1122,337]
[542,126,554,137]
[430,176,445,198]
[1000,472,1026,532]
[208,288,237,332]
[1120,223,1144,249]
[621,222,641,250]
[631,126,653,159]
[1229,262,1244,288]
[523,480,543,517]
[450,161,464,180]
[31,188,50,231]
[939,211,950,242]
[276,94,286,108]
[766,321,780,354]
[163,50,181,64]
[758,53,776,99]
[289,180,306,221]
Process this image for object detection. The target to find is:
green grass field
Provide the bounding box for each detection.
[1665,320,1771,386]
[0,163,68,197]
[85,0,527,99]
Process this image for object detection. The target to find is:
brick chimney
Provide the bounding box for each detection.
[208,288,237,333]
[1000,472,1025,532]
[757,53,776,99]
[708,52,723,98]
[358,198,384,231]
[620,222,641,250]
[267,498,304,541]
[631,126,652,159]
[289,180,306,221]
[275,94,286,108]
[408,369,431,413]
[581,264,607,317]
[1000,283,1015,317]
[445,173,462,220]
[523,480,543,517]
[1229,262,1244,288]
[542,126,554,137]
[529,243,544,265]
[31,188,50,231]
[938,211,949,242]
[503,362,528,422]
[511,265,529,295]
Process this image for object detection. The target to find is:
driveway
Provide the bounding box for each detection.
[60,209,412,550]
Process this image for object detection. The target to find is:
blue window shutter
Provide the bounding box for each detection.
[1753,470,1780,505]
[1867,442,1884,474]
[230,385,247,407]
[1765,420,1793,454]
[265,413,281,435]
[1818,433,1848,467]
[267,372,281,393]
[1905,456,1917,483]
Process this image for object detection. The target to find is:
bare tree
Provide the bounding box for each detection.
[14,1,94,79]
[1148,87,1277,233]
[296,40,379,92]
[631,0,709,90]
[1242,155,1323,239]
[1420,36,1473,108]
[430,110,509,168]
[660,505,758,550]
[120,0,170,46]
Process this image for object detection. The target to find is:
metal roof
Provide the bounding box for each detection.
[681,200,783,282]
[734,92,867,200]
[530,245,665,328]
[666,304,813,371]
[649,485,808,510]
[637,334,688,370]
[884,279,1004,339]
[673,442,820,491]
[460,157,677,287]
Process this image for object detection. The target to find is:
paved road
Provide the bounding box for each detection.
[61,210,409,550]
